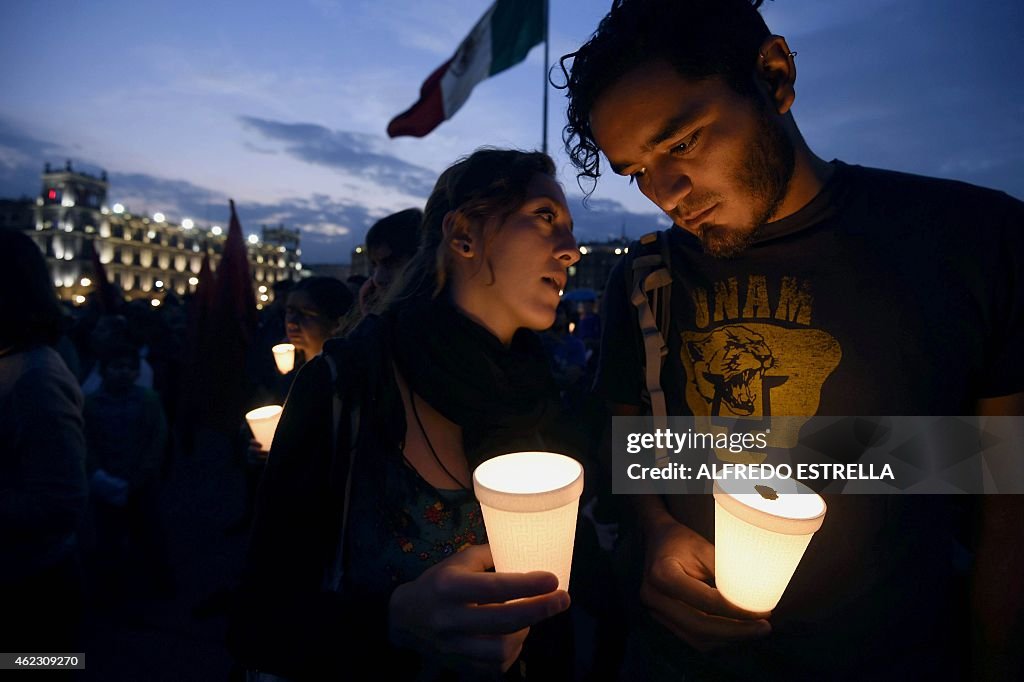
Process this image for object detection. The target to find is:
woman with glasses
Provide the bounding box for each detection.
[229,148,581,681]
[234,277,354,531]
[283,277,353,362]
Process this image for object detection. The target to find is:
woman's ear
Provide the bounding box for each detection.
[444,210,475,258]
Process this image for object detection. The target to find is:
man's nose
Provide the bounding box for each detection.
[644,167,693,214]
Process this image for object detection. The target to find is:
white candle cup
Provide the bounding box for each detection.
[272,343,295,374]
[245,405,283,452]
[713,477,826,612]
[472,451,584,591]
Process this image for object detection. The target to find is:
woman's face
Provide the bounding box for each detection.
[284,290,336,357]
[455,173,580,342]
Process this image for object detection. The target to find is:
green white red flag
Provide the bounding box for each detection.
[387,0,545,138]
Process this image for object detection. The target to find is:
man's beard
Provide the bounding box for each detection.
[698,106,795,258]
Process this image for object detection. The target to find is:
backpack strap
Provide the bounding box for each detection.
[629,230,673,465]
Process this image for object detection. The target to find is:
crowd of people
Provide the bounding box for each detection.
[2,1,1022,680]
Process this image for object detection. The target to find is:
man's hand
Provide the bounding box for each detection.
[641,512,772,651]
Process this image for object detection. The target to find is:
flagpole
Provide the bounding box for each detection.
[542,0,549,154]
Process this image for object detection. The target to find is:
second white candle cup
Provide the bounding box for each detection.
[272,343,295,374]
[245,405,284,452]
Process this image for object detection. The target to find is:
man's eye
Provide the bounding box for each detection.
[537,208,556,223]
[671,129,702,155]
[628,168,646,185]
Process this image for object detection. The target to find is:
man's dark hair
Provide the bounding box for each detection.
[365,208,423,260]
[561,0,770,191]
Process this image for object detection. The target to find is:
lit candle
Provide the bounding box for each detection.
[473,451,584,591]
[245,405,283,452]
[272,343,295,374]
[713,477,826,612]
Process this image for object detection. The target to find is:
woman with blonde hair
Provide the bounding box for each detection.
[230,148,580,680]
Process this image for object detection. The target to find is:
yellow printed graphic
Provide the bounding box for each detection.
[681,324,841,447]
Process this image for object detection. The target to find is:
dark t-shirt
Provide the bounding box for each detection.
[597,162,1024,679]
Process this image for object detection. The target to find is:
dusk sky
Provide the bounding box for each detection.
[2,0,1021,263]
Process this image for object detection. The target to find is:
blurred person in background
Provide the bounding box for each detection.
[231,276,355,533]
[0,229,89,656]
[84,341,171,602]
[283,276,354,366]
[357,208,423,315]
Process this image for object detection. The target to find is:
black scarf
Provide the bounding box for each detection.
[388,296,559,466]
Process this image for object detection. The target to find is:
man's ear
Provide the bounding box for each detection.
[755,35,797,115]
[443,210,475,258]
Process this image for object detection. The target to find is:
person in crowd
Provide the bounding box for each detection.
[357,208,423,314]
[561,0,1024,679]
[283,276,354,365]
[0,229,89,656]
[232,276,354,533]
[84,342,171,600]
[80,313,154,395]
[245,275,354,491]
[228,148,580,680]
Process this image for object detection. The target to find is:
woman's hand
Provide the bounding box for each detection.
[247,438,269,463]
[388,543,570,676]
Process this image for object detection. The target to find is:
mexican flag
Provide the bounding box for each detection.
[387,0,545,138]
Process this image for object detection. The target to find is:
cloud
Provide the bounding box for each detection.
[568,196,668,243]
[109,172,226,213]
[0,118,66,197]
[239,116,438,197]
[365,1,484,58]
[108,172,378,263]
[111,162,667,262]
[0,118,669,264]
[776,0,1024,200]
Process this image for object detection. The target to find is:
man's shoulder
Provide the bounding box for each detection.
[621,228,679,271]
[840,162,1022,213]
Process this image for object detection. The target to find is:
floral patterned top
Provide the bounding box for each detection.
[343,449,487,595]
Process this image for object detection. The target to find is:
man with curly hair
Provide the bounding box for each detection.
[562,0,1024,679]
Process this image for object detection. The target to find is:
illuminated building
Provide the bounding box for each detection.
[5,162,302,305]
